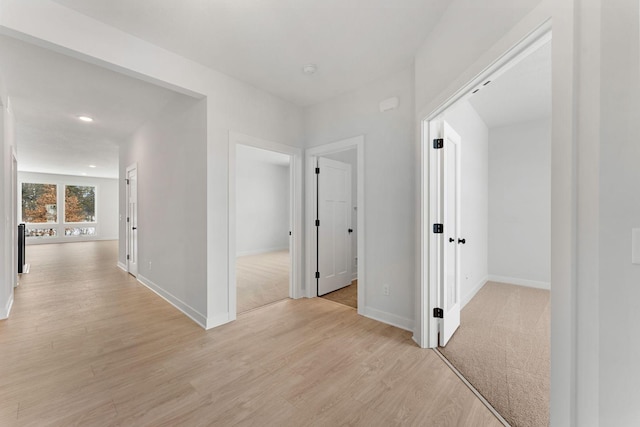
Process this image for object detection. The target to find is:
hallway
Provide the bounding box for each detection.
[0,241,500,426]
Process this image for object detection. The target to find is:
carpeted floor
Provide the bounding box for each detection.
[236,250,290,313]
[320,280,358,309]
[438,281,550,427]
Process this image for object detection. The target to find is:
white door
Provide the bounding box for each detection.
[126,165,138,277]
[439,121,462,346]
[317,157,352,296]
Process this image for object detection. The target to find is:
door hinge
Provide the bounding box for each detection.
[127,217,130,223]
[126,179,130,185]
[315,167,320,174]
[433,223,443,234]
[315,271,320,279]
[433,308,443,318]
[126,254,130,260]
[315,219,320,227]
[433,138,444,149]
[289,231,292,236]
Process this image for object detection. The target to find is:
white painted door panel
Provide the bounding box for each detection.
[440,121,461,346]
[317,157,352,296]
[127,167,138,277]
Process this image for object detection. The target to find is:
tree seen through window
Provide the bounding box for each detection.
[65,185,96,223]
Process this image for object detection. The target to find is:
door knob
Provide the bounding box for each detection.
[449,238,455,242]
[348,228,353,234]
[132,227,137,230]
[458,238,466,244]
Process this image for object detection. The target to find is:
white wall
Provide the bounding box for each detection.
[0,93,16,319]
[236,145,289,256]
[488,118,551,288]
[304,67,415,330]
[120,95,208,324]
[323,148,357,281]
[442,100,489,306]
[599,1,640,424]
[18,171,118,244]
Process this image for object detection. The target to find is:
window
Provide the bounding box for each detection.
[22,183,57,223]
[65,185,96,223]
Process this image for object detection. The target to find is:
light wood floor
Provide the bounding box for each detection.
[320,280,358,309]
[0,241,501,426]
[236,250,290,313]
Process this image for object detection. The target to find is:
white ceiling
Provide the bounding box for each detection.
[52,0,452,106]
[468,41,551,129]
[0,35,184,178]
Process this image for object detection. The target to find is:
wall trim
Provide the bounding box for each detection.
[363,306,414,332]
[236,246,289,257]
[116,261,127,272]
[0,293,14,320]
[137,274,207,329]
[462,276,488,309]
[206,313,232,330]
[487,275,550,290]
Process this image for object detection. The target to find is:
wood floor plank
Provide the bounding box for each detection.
[0,241,501,426]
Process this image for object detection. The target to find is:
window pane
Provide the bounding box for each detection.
[22,183,57,223]
[65,227,96,237]
[26,228,57,238]
[65,185,96,223]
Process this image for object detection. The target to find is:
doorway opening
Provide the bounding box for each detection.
[421,27,551,427]
[306,136,364,313]
[228,132,302,319]
[125,163,138,277]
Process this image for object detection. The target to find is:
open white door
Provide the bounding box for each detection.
[439,122,461,346]
[317,157,352,296]
[126,165,138,277]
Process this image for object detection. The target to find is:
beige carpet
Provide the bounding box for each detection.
[236,250,290,313]
[438,281,550,427]
[320,280,358,308]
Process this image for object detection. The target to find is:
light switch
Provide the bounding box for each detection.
[632,229,640,264]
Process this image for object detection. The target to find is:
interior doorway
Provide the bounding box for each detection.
[306,136,364,313]
[422,28,552,427]
[125,163,138,277]
[228,132,302,320]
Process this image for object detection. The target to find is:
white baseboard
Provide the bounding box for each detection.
[351,273,358,282]
[487,275,550,290]
[363,306,414,332]
[136,274,208,329]
[116,262,127,272]
[236,246,289,257]
[462,276,489,309]
[0,293,14,320]
[206,313,233,330]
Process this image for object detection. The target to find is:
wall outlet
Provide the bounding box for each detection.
[383,284,390,296]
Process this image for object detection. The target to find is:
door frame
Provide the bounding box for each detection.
[418,25,552,348]
[228,131,303,322]
[125,162,138,277]
[305,135,365,315]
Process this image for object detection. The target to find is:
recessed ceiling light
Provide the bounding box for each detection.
[89,165,97,168]
[78,116,93,122]
[302,64,317,75]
